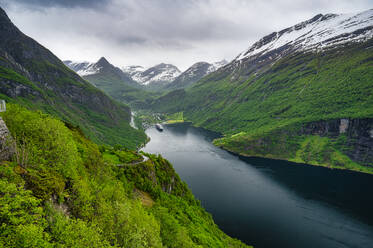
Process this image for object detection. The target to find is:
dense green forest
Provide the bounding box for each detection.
[0,104,249,247]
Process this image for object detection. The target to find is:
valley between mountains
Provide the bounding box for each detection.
[66,9,373,175]
[0,3,373,248]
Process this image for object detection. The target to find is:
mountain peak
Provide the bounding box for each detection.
[166,59,227,90]
[235,9,373,61]
[96,57,111,67]
[0,7,11,23]
[212,59,228,69]
[123,63,180,86]
[0,6,21,37]
[153,63,180,70]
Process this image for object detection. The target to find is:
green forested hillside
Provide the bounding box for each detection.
[151,40,373,173]
[0,7,146,149]
[0,104,249,248]
[83,68,156,110]
[0,64,146,149]
[63,58,160,110]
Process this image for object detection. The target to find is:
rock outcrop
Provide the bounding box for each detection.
[301,118,373,167]
[0,117,14,161]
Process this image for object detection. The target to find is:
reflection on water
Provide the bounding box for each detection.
[143,123,373,248]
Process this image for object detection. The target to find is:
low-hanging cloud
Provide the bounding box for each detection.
[0,0,372,70]
[3,0,111,8]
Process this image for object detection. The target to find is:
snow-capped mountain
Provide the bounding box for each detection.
[64,60,100,76]
[64,57,117,77]
[122,63,181,87]
[64,57,139,88]
[235,9,373,62]
[121,65,145,79]
[166,60,228,89]
[211,59,228,71]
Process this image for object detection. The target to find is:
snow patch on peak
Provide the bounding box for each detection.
[236,9,373,61]
[207,59,228,73]
[124,63,181,85]
[78,64,102,76]
[182,62,211,78]
[64,60,101,76]
[212,59,228,69]
[122,65,145,74]
[141,64,181,85]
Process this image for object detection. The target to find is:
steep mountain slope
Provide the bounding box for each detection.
[63,60,98,76]
[65,58,156,109]
[122,65,145,79]
[64,57,141,89]
[236,10,373,61]
[123,63,181,90]
[0,103,250,247]
[166,60,228,90]
[152,9,373,173]
[0,7,146,148]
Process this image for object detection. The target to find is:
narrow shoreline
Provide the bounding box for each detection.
[161,121,373,176]
[216,144,373,176]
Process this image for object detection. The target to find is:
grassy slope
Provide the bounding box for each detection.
[84,73,158,110]
[0,104,250,247]
[153,40,373,173]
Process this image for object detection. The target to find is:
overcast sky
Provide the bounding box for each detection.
[0,0,372,70]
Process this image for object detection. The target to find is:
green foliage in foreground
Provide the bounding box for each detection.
[0,104,250,247]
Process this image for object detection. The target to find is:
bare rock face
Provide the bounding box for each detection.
[0,117,14,161]
[339,119,349,134]
[301,118,373,167]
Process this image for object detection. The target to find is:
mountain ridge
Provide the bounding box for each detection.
[0,7,146,148]
[130,63,181,86]
[165,59,228,90]
[68,58,228,92]
[235,9,373,62]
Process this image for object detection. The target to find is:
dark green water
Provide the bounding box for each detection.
[142,123,373,248]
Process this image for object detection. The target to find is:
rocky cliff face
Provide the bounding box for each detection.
[217,117,373,171]
[301,118,373,166]
[0,117,14,161]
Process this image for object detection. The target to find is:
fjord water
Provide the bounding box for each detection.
[142,123,373,248]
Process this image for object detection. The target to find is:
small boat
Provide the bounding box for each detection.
[155,124,164,131]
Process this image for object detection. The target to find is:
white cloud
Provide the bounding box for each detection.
[1,0,371,70]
